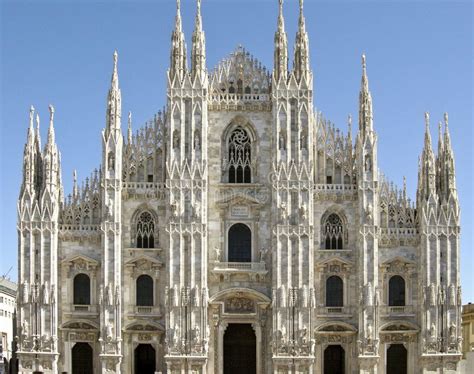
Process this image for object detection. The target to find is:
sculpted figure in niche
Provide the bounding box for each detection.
[300,203,308,221]
[457,286,462,306]
[259,247,268,262]
[300,132,307,150]
[430,323,436,339]
[106,322,113,341]
[429,284,437,306]
[22,281,29,304]
[106,285,113,306]
[214,246,221,261]
[42,282,49,305]
[449,285,456,306]
[439,287,446,305]
[365,155,372,172]
[173,130,180,149]
[449,323,456,340]
[115,285,121,305]
[107,152,115,172]
[194,131,201,151]
[99,286,104,305]
[50,284,56,305]
[192,326,200,345]
[279,201,288,223]
[299,327,308,345]
[172,325,180,347]
[279,131,286,150]
[22,320,29,338]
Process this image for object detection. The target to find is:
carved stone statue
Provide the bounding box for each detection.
[299,327,308,345]
[365,155,372,172]
[279,202,287,222]
[115,285,121,305]
[300,203,307,221]
[259,247,268,262]
[457,286,462,306]
[192,326,201,345]
[22,281,29,304]
[430,323,436,338]
[214,246,221,261]
[279,131,286,150]
[106,322,113,341]
[194,131,201,150]
[99,286,104,305]
[22,320,29,338]
[449,323,456,340]
[106,285,113,306]
[449,285,456,306]
[173,130,180,149]
[429,284,437,306]
[107,198,114,219]
[42,282,49,305]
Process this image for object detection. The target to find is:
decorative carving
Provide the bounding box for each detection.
[224,297,255,313]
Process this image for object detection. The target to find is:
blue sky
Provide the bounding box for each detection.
[1,0,472,300]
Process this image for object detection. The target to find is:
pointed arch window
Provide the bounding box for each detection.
[322,213,344,249]
[136,211,155,249]
[326,275,343,307]
[388,275,406,306]
[136,275,154,306]
[227,127,252,183]
[228,223,252,262]
[73,274,91,305]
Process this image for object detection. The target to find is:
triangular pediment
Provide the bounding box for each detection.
[380,256,416,273]
[315,256,353,273]
[125,254,163,269]
[216,191,263,208]
[61,254,99,270]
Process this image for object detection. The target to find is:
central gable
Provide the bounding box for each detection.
[209,46,271,98]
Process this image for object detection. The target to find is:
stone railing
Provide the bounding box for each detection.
[380,305,415,316]
[314,184,358,201]
[212,261,266,272]
[122,182,167,199]
[317,306,353,316]
[209,93,270,103]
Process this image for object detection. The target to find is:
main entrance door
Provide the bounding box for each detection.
[324,345,345,374]
[72,342,93,374]
[387,344,407,374]
[134,344,156,374]
[224,323,256,374]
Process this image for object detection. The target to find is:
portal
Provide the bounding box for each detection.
[134,344,156,374]
[324,344,345,374]
[224,323,256,374]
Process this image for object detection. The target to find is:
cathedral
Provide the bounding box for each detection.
[15,0,463,373]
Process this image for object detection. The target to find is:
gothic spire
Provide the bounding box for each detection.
[170,0,187,80]
[442,112,457,200]
[293,0,310,82]
[191,0,206,80]
[417,112,437,202]
[46,104,56,148]
[358,54,374,139]
[127,111,133,145]
[106,51,122,134]
[274,0,288,82]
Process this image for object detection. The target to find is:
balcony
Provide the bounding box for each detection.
[317,306,352,318]
[67,304,98,317]
[129,306,162,318]
[211,261,268,282]
[380,305,415,317]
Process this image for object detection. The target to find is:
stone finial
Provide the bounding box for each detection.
[299,0,304,13]
[35,113,40,129]
[197,0,201,12]
[177,0,181,11]
[444,112,449,127]
[49,104,55,122]
[29,106,35,126]
[424,112,430,128]
[362,54,367,72]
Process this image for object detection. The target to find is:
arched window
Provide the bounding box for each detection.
[389,275,406,306]
[73,273,90,305]
[326,276,343,307]
[228,127,252,183]
[136,275,154,306]
[228,223,252,262]
[136,211,155,249]
[322,213,344,249]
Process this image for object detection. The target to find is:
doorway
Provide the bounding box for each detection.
[387,344,407,374]
[134,344,156,374]
[323,344,345,374]
[72,342,93,374]
[224,323,256,374]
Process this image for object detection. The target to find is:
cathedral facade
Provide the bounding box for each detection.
[16,0,463,373]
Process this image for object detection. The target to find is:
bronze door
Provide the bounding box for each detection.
[134,344,156,374]
[324,345,345,374]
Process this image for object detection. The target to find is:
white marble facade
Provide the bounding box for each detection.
[16,0,462,373]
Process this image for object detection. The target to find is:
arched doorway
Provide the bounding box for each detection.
[324,345,345,374]
[387,344,407,374]
[72,342,93,374]
[224,323,256,374]
[134,344,156,374]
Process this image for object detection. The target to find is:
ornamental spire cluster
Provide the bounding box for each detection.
[170,0,187,80]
